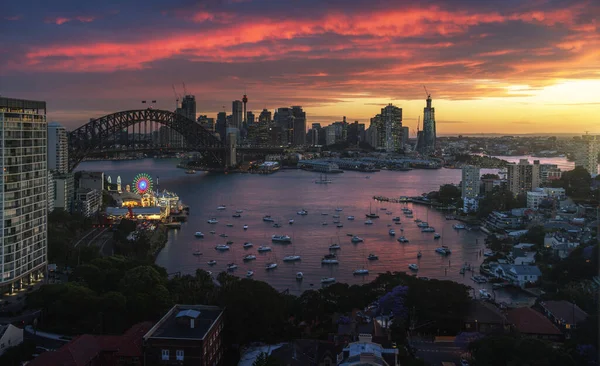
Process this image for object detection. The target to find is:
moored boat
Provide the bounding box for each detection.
[351,236,364,243]
[408,263,419,271]
[368,253,378,260]
[265,262,278,270]
[353,268,369,275]
[321,277,336,284]
[283,255,301,262]
[194,232,204,238]
[246,270,254,278]
[215,245,230,251]
[257,246,272,252]
[271,235,292,243]
[243,242,253,248]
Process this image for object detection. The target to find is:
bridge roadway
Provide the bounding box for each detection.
[85,145,285,155]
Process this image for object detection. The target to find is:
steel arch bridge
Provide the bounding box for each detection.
[68,109,226,171]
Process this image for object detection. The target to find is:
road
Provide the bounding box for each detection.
[411,338,464,365]
[74,227,114,256]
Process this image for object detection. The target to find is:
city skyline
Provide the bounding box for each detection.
[2,0,599,134]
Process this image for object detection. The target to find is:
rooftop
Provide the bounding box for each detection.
[540,300,589,325]
[465,300,508,324]
[506,264,542,276]
[144,304,223,341]
[506,307,561,336]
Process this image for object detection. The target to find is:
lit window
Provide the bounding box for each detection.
[161,349,169,361]
[176,350,184,361]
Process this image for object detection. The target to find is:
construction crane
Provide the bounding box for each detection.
[423,85,430,99]
[172,84,181,109]
[182,82,188,96]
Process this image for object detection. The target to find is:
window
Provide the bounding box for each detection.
[161,349,169,361]
[176,350,184,361]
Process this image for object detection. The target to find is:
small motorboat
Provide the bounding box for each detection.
[321,213,329,216]
[263,215,274,222]
[215,245,230,251]
[283,255,301,262]
[434,233,441,239]
[453,224,466,230]
[332,215,340,219]
[297,210,308,215]
[321,277,336,284]
[329,244,341,250]
[351,236,364,243]
[257,246,272,252]
[271,235,292,243]
[321,258,339,264]
[217,205,226,210]
[336,223,343,228]
[273,223,282,228]
[265,262,278,270]
[296,272,304,280]
[243,254,256,261]
[207,260,217,265]
[194,232,204,238]
[335,208,343,211]
[219,233,228,238]
[421,227,435,233]
[353,269,369,275]
[436,246,452,255]
[389,229,396,236]
[243,242,253,248]
[232,213,241,218]
[246,270,254,278]
[210,230,216,234]
[408,264,419,271]
[364,220,373,225]
[226,223,234,227]
[192,250,202,256]
[398,236,409,243]
[289,219,294,224]
[207,218,218,224]
[368,253,378,260]
[347,216,355,220]
[417,251,422,258]
[479,289,492,299]
[392,216,401,222]
[322,222,328,226]
[227,263,237,271]
[243,225,248,230]
[236,209,243,213]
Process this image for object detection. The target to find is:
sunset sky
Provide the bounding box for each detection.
[1,0,599,135]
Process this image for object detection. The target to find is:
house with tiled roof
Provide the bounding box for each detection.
[506,307,563,342]
[539,300,589,332]
[493,264,541,288]
[27,322,152,366]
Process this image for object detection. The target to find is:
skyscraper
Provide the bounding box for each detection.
[258,109,272,125]
[575,135,599,176]
[180,95,196,121]
[507,159,541,196]
[274,107,294,145]
[48,122,68,174]
[401,126,409,148]
[242,94,248,127]
[246,111,255,125]
[0,97,48,291]
[291,106,306,146]
[370,104,403,152]
[422,94,436,154]
[232,100,243,130]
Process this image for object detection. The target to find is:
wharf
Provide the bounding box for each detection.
[373,195,457,210]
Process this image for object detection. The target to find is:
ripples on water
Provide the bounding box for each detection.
[77,158,544,300]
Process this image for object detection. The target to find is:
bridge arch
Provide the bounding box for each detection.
[68,109,224,171]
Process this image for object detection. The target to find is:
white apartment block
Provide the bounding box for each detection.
[575,135,599,176]
[48,122,68,174]
[0,97,47,291]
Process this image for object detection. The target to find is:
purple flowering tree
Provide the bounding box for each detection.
[377,285,409,319]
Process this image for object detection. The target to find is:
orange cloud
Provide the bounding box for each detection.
[46,15,95,25]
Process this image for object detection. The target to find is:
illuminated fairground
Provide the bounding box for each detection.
[104,173,185,221]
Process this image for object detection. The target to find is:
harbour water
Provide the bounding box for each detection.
[76,158,553,301]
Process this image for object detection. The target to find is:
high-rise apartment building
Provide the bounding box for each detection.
[232,100,243,130]
[575,135,599,176]
[0,97,48,290]
[274,107,294,145]
[422,94,436,154]
[48,122,68,174]
[246,111,255,125]
[507,159,540,196]
[401,126,409,149]
[325,125,336,146]
[180,95,196,121]
[369,104,403,152]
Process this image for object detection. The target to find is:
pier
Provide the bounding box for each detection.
[373,195,457,210]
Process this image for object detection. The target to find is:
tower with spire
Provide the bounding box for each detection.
[242,93,248,127]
